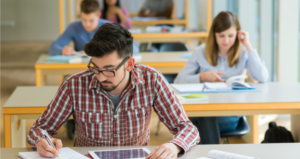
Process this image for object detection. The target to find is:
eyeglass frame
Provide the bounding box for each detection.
[87,56,130,77]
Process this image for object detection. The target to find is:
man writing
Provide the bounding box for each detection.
[28,23,199,159]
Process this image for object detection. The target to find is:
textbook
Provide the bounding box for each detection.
[19,147,89,159]
[176,93,208,102]
[88,148,151,159]
[204,75,255,90]
[197,150,259,159]
[46,55,82,63]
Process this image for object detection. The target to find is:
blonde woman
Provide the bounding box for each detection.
[174,11,268,144]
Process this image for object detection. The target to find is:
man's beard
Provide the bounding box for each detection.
[100,67,126,92]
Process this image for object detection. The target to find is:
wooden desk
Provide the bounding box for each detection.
[2,144,300,159]
[4,83,300,148]
[35,52,191,86]
[132,32,208,43]
[132,19,187,26]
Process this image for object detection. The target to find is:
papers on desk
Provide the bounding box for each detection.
[197,150,259,159]
[172,82,259,93]
[19,147,89,159]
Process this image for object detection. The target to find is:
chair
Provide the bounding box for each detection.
[159,43,189,52]
[220,116,250,144]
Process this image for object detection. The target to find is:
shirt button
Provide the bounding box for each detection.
[114,115,118,119]
[114,134,118,137]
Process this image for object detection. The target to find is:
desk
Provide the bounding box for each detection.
[2,144,300,159]
[35,52,191,86]
[132,32,208,43]
[4,83,300,148]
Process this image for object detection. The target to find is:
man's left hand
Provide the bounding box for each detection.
[146,143,182,159]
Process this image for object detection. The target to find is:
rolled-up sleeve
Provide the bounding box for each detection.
[153,73,200,154]
[27,81,73,147]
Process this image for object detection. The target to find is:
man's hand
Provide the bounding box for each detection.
[62,46,74,56]
[36,137,62,158]
[146,143,182,159]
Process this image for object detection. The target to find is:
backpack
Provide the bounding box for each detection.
[262,122,295,143]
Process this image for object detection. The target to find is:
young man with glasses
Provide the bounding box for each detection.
[27,23,200,159]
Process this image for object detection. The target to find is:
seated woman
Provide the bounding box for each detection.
[174,11,268,144]
[100,0,132,29]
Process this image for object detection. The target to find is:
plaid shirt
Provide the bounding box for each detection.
[27,64,200,154]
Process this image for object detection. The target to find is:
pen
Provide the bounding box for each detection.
[41,130,62,159]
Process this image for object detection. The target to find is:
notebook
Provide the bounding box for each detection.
[19,147,89,159]
[88,148,151,159]
[176,93,208,102]
[197,150,259,159]
[46,55,82,63]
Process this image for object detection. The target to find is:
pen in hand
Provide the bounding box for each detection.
[41,130,63,159]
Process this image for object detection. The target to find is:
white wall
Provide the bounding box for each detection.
[1,0,59,41]
[277,0,299,82]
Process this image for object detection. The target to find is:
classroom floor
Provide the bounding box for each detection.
[0,42,291,148]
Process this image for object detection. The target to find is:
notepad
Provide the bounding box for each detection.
[19,147,89,159]
[197,150,259,159]
[172,83,205,93]
[176,93,208,102]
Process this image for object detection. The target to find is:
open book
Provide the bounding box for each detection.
[197,150,259,159]
[204,75,254,90]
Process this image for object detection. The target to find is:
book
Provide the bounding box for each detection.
[88,148,151,159]
[197,150,259,159]
[176,93,208,102]
[204,75,255,90]
[19,147,89,159]
[46,55,82,63]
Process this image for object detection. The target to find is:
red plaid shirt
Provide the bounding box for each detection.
[27,64,200,153]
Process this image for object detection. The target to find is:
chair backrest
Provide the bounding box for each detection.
[220,116,250,138]
[159,43,189,52]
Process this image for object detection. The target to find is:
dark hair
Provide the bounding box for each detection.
[84,23,133,58]
[102,0,121,23]
[81,0,101,14]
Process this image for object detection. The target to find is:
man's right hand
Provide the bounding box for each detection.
[200,71,225,82]
[36,137,62,158]
[62,46,74,56]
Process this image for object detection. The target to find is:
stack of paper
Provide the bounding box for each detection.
[171,83,204,94]
[176,93,208,102]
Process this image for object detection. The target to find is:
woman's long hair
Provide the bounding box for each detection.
[102,0,121,23]
[205,11,241,67]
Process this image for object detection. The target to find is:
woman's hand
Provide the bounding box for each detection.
[200,71,225,82]
[237,30,253,52]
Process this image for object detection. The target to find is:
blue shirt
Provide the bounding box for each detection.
[49,19,139,55]
[174,44,268,83]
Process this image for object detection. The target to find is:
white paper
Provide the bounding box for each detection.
[204,82,231,90]
[207,150,258,159]
[171,83,204,93]
[19,147,89,159]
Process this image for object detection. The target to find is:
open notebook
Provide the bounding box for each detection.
[197,150,259,159]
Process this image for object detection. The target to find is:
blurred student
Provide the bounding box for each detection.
[49,0,139,56]
[138,0,173,18]
[101,0,132,29]
[174,11,268,144]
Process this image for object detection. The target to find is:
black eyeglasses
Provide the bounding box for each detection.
[87,56,130,77]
